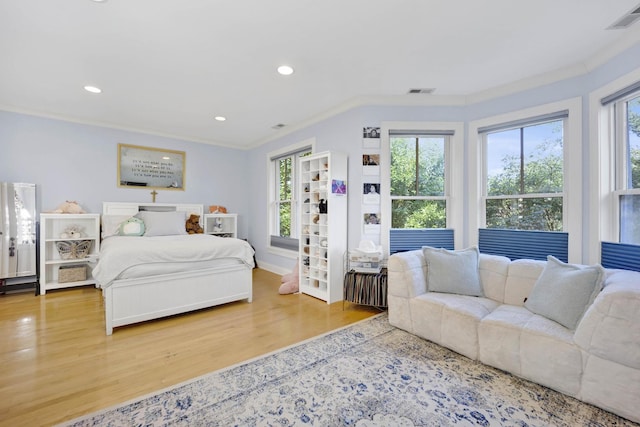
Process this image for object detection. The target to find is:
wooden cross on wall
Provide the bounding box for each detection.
[151,190,158,203]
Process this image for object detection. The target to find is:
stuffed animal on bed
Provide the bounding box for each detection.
[186,214,204,234]
[279,258,299,295]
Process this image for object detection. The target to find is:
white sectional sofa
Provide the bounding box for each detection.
[388,248,640,423]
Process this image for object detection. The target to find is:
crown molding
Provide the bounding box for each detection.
[0,104,240,149]
[584,24,640,72]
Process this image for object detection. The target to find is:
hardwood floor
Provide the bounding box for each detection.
[0,269,381,426]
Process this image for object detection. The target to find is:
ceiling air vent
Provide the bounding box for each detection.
[607,4,640,29]
[407,88,435,94]
[272,123,286,130]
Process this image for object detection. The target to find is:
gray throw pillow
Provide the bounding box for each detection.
[422,246,483,297]
[524,255,604,330]
[135,211,187,236]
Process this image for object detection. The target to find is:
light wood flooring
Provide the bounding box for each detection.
[0,269,381,426]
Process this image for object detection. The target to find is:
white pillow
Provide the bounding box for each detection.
[525,256,604,330]
[101,215,132,239]
[135,211,187,236]
[422,246,483,297]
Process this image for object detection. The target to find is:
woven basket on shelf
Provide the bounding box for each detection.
[58,265,86,283]
[56,240,92,260]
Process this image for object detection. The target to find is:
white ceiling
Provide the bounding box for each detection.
[1,0,640,149]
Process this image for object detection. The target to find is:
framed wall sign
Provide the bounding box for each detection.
[118,144,185,190]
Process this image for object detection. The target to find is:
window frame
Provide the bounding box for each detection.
[481,115,567,232]
[389,133,450,228]
[266,139,314,257]
[613,91,640,244]
[468,98,582,263]
[590,70,640,263]
[381,121,464,254]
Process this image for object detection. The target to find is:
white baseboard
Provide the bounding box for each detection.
[256,260,291,276]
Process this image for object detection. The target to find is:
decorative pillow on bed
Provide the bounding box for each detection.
[118,217,145,236]
[101,215,133,239]
[422,246,483,297]
[135,211,188,236]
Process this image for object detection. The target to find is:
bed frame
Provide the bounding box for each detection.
[100,202,253,335]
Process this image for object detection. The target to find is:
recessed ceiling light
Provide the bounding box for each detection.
[83,85,102,94]
[214,116,226,121]
[91,0,108,3]
[277,65,294,76]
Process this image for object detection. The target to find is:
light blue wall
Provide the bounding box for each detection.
[248,42,640,272]
[2,42,639,272]
[0,112,250,238]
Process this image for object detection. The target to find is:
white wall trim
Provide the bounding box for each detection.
[468,97,582,263]
[256,260,292,276]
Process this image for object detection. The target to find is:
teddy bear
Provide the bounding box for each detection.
[279,258,300,295]
[59,225,85,239]
[185,214,204,234]
[50,200,86,214]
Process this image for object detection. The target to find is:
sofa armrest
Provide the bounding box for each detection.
[388,250,427,299]
[574,269,640,370]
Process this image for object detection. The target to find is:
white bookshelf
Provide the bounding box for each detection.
[299,151,348,303]
[39,213,100,294]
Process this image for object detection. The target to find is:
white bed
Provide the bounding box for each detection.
[97,202,254,335]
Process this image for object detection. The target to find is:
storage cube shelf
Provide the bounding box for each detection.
[39,213,100,294]
[299,151,348,304]
[204,213,237,238]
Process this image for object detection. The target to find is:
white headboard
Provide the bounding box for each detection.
[103,202,204,217]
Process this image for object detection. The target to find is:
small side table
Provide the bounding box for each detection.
[343,268,388,308]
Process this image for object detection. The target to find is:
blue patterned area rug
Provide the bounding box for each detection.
[61,314,636,427]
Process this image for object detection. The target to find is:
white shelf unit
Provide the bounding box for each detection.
[39,213,100,294]
[299,151,348,304]
[204,213,237,238]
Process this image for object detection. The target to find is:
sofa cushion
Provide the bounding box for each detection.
[503,259,546,306]
[574,269,640,370]
[525,256,604,330]
[478,305,533,375]
[422,246,483,297]
[519,312,583,396]
[479,254,510,303]
[411,293,499,360]
[479,304,582,396]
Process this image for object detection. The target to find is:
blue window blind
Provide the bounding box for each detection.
[390,229,454,254]
[601,242,640,272]
[478,229,568,262]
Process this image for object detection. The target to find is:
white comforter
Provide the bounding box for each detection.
[93,234,255,287]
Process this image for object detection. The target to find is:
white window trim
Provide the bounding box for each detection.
[380,121,464,254]
[589,67,640,264]
[266,138,315,257]
[468,97,582,263]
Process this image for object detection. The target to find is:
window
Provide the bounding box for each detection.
[381,122,463,255]
[482,115,565,231]
[268,143,313,252]
[469,98,581,262]
[390,134,448,229]
[614,91,640,244]
[592,76,640,269]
